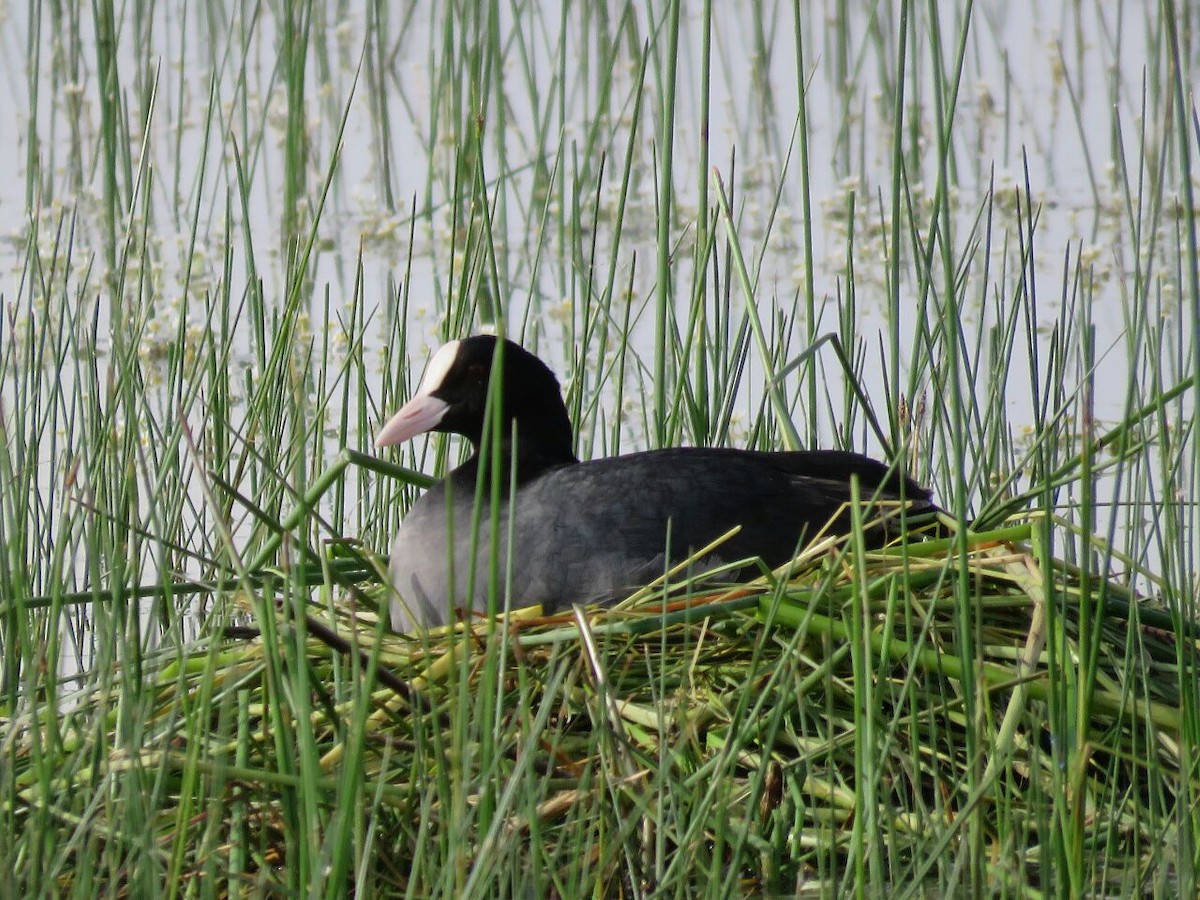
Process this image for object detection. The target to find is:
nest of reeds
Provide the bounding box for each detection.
[13,518,1194,896]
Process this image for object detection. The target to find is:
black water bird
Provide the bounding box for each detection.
[376,335,935,632]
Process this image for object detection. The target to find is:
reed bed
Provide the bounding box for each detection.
[3,0,1198,895]
[7,513,1193,896]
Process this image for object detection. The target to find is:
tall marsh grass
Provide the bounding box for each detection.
[1,0,1197,895]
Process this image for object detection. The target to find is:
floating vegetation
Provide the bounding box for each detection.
[9,519,1193,896]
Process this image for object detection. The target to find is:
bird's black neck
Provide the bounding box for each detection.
[460,409,579,490]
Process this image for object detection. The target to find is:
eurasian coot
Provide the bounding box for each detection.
[376,335,935,633]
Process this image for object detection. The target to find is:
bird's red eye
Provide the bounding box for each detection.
[467,362,487,382]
